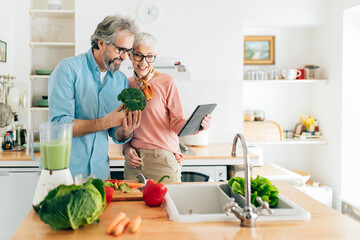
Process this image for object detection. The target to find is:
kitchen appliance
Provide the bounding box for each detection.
[181,166,227,182]
[110,165,227,182]
[27,122,74,206]
[121,58,191,81]
[182,130,209,146]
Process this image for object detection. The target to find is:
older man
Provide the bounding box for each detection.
[49,15,141,180]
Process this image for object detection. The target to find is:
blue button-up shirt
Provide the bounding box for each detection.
[48,48,130,180]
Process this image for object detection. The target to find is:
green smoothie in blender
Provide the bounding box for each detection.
[41,139,71,170]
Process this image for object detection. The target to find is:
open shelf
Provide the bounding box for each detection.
[243,79,328,84]
[29,9,75,18]
[29,42,75,47]
[247,138,327,146]
[29,107,49,111]
[30,75,50,79]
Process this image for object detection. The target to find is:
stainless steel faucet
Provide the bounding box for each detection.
[225,133,273,227]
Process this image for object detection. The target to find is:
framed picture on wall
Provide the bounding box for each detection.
[0,40,7,63]
[244,36,274,65]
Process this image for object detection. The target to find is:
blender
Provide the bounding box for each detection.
[27,122,74,206]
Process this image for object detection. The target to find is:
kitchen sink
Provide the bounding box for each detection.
[164,183,311,223]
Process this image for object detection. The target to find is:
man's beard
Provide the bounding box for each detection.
[102,48,122,72]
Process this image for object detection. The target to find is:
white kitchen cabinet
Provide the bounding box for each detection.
[0,168,40,239]
[28,0,75,130]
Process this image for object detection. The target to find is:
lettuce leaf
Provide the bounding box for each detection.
[228,175,279,207]
[36,178,106,230]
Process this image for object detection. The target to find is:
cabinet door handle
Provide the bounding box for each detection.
[7,171,41,176]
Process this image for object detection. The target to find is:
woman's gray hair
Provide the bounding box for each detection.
[91,15,139,49]
[133,32,157,50]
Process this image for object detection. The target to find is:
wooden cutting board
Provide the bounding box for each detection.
[112,189,143,201]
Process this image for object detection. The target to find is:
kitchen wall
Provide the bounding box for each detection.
[307,0,360,209]
[341,4,360,197]
[0,0,13,74]
[75,0,245,142]
[75,0,327,143]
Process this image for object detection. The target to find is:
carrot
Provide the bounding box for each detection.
[128,216,142,233]
[121,182,144,188]
[107,212,126,235]
[113,217,130,236]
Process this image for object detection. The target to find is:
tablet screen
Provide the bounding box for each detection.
[178,103,217,137]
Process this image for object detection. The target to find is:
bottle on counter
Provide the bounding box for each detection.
[2,132,13,150]
[314,119,319,132]
[11,114,21,147]
[20,124,27,146]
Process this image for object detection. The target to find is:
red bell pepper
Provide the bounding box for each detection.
[143,175,169,207]
[104,186,114,205]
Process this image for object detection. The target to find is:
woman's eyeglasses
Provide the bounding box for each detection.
[132,52,157,63]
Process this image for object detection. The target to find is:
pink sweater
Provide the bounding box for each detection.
[125,73,187,162]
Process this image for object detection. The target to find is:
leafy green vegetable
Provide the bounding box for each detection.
[104,181,114,187]
[228,175,279,207]
[119,183,131,193]
[117,88,146,111]
[36,178,106,230]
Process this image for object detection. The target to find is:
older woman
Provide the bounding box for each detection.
[123,32,211,182]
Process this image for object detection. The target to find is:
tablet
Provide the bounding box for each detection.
[178,104,217,137]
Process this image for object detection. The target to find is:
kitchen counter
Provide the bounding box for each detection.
[0,143,258,167]
[11,181,360,240]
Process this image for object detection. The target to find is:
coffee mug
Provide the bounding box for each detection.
[296,69,305,79]
[282,69,301,80]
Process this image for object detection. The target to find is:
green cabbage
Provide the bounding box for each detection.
[117,88,147,111]
[228,175,279,207]
[35,178,106,230]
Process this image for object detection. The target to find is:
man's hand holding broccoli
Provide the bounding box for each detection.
[109,88,146,141]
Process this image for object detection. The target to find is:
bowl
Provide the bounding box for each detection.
[7,87,20,112]
[24,142,40,152]
[33,25,63,42]
[36,98,48,107]
[35,70,53,75]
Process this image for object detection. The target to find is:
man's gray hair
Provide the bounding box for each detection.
[91,15,138,49]
[133,32,157,50]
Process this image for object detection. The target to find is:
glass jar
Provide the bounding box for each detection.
[254,110,265,121]
[244,110,255,121]
[305,65,320,79]
[247,70,258,80]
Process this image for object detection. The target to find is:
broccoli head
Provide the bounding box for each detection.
[117,88,147,111]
